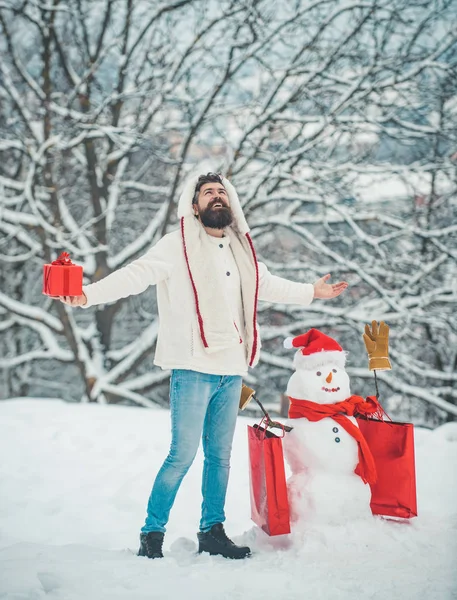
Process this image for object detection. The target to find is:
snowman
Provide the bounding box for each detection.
[283,329,380,526]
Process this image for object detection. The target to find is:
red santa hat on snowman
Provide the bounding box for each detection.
[284,328,348,370]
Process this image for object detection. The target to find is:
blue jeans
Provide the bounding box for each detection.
[141,369,242,534]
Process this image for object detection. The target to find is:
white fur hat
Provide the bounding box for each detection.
[177,173,250,235]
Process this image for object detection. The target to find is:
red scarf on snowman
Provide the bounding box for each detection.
[288,395,383,485]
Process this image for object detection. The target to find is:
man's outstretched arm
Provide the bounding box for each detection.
[257,262,348,305]
[58,235,175,308]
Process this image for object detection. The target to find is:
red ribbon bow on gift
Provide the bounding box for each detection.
[52,252,75,266]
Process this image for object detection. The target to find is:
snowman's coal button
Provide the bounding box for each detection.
[335,437,341,443]
[332,427,339,433]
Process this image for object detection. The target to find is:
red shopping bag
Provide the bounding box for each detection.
[357,417,417,518]
[247,422,291,536]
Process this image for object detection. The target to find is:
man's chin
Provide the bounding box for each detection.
[203,220,232,229]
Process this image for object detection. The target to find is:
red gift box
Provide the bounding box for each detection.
[42,252,83,297]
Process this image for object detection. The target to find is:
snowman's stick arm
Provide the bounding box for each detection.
[374,370,380,401]
[253,396,293,432]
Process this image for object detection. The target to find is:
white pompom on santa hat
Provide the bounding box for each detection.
[284,328,347,370]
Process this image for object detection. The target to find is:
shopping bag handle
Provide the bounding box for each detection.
[255,417,287,439]
[257,416,268,440]
[275,422,287,438]
[256,402,292,434]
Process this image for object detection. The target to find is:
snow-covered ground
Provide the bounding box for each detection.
[0,399,456,600]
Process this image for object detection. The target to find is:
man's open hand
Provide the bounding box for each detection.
[57,293,87,307]
[313,274,348,299]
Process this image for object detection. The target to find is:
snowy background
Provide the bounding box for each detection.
[1,399,456,600]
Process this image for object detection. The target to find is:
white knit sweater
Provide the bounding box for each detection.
[82,229,314,376]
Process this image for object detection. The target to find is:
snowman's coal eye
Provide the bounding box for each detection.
[316,371,321,376]
[332,369,337,373]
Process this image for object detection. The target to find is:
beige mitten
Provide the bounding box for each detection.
[239,384,256,410]
[363,321,392,371]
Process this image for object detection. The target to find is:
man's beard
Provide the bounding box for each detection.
[198,199,233,229]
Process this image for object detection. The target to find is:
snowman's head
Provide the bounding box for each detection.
[288,357,351,403]
[285,329,351,403]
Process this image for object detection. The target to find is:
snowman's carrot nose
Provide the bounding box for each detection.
[326,372,332,383]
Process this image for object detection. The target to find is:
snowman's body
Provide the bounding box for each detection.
[284,354,373,525]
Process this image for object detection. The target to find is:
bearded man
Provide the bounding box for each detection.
[59,172,348,560]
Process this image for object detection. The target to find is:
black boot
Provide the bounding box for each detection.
[138,531,164,559]
[197,523,251,559]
